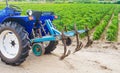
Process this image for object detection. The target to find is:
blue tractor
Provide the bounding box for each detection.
[0,0,92,66]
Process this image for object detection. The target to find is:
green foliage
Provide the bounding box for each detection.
[106,16,118,41]
[93,8,114,40]
[116,1,120,4]
[15,4,114,31]
[0,3,119,41]
[106,6,119,41]
[0,3,114,31]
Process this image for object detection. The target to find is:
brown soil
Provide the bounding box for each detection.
[0,41,120,73]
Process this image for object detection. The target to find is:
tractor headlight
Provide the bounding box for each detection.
[27,10,34,20]
[27,10,33,16]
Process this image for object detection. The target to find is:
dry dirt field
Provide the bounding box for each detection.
[0,41,120,73]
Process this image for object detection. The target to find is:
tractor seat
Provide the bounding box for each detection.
[32,11,42,20]
[32,11,54,20]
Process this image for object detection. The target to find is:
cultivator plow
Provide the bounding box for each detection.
[30,20,93,59]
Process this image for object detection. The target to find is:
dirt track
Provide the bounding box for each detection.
[0,41,120,73]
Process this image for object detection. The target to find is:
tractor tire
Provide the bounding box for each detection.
[45,41,58,54]
[0,22,30,66]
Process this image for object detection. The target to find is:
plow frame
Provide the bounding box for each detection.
[30,19,88,44]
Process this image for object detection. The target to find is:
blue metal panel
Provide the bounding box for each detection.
[78,30,87,34]
[31,36,56,43]
[45,20,55,35]
[47,19,54,27]
[52,27,61,35]
[64,30,86,37]
[64,31,75,37]
[40,15,55,23]
[0,7,21,23]
[1,16,35,35]
[45,19,61,36]
[0,9,7,23]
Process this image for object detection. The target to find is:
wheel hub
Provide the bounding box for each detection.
[0,30,20,59]
[32,43,45,56]
[11,40,16,47]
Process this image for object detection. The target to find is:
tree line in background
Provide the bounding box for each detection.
[0,0,120,4]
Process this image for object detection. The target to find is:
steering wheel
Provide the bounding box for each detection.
[9,5,22,12]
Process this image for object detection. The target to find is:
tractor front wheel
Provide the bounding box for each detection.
[0,22,30,66]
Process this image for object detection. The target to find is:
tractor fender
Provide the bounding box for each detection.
[1,16,34,35]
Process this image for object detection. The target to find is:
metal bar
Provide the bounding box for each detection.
[38,21,47,35]
[48,19,54,27]
[64,31,75,37]
[63,30,87,37]
[60,31,71,60]
[73,24,83,53]
[78,30,87,34]
[45,19,61,36]
[52,27,61,35]
[45,20,54,35]
[30,36,56,43]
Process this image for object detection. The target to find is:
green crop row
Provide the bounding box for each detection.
[106,16,118,41]
[106,6,119,41]
[93,8,114,40]
[114,5,120,16]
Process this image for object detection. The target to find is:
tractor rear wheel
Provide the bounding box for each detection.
[0,22,30,66]
[44,41,58,54]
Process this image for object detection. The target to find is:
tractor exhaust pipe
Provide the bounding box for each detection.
[6,0,9,7]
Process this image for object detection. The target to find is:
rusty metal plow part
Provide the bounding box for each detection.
[84,26,93,48]
[73,24,83,53]
[60,30,71,60]
[60,25,93,60]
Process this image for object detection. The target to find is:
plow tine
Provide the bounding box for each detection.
[64,26,68,32]
[84,26,93,48]
[60,31,71,60]
[73,24,83,53]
